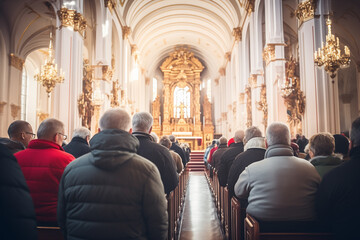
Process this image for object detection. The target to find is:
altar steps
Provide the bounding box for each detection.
[187,151,205,172]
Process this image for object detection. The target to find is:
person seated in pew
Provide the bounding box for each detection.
[0,120,35,153]
[316,117,360,240]
[227,126,265,198]
[57,108,168,240]
[308,132,342,178]
[234,122,321,221]
[159,135,183,173]
[211,136,228,171]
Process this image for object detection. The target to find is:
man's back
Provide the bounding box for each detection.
[217,142,244,186]
[15,139,74,223]
[171,142,187,166]
[235,145,320,221]
[134,132,179,194]
[58,129,168,240]
[63,136,90,158]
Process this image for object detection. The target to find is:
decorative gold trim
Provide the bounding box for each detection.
[10,104,20,120]
[245,86,252,128]
[248,74,258,88]
[214,78,219,86]
[245,0,255,13]
[122,26,131,40]
[57,8,87,37]
[262,44,275,65]
[219,67,226,76]
[37,111,49,122]
[239,93,245,104]
[9,53,24,71]
[0,101,6,114]
[110,79,120,107]
[120,0,126,7]
[105,0,117,12]
[233,27,242,42]
[225,52,231,62]
[256,84,268,129]
[295,0,317,26]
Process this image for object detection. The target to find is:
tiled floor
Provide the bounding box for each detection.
[179,172,225,240]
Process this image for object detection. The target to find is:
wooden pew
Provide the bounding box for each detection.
[223,187,230,239]
[37,226,64,240]
[167,191,175,240]
[244,214,334,240]
[231,197,247,240]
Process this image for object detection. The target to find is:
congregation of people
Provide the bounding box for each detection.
[0,106,359,240]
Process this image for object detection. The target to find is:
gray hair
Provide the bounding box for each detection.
[37,118,64,140]
[244,126,262,144]
[266,122,290,146]
[132,112,153,132]
[159,136,171,149]
[219,136,227,145]
[150,132,159,143]
[234,130,245,143]
[169,135,176,143]
[99,108,131,131]
[73,127,91,139]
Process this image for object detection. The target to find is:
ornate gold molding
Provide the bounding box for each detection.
[37,111,49,122]
[245,0,255,13]
[120,0,126,7]
[10,103,20,120]
[214,78,219,86]
[58,8,87,37]
[0,101,6,114]
[256,84,268,129]
[122,26,131,40]
[9,53,24,71]
[248,74,258,88]
[295,0,317,26]
[225,52,231,62]
[219,67,226,76]
[239,92,245,104]
[245,86,252,128]
[262,44,275,65]
[110,79,120,107]
[233,27,242,42]
[105,0,117,12]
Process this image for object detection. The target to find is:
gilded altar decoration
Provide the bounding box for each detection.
[281,58,306,136]
[10,104,20,120]
[239,92,245,104]
[58,8,87,37]
[9,53,24,71]
[203,96,212,125]
[245,86,252,128]
[263,44,275,65]
[34,32,64,97]
[0,101,6,114]
[233,27,242,42]
[219,67,226,76]
[37,111,49,122]
[105,0,117,12]
[314,18,350,79]
[110,79,120,107]
[295,0,317,26]
[122,26,131,40]
[78,59,94,128]
[256,84,268,129]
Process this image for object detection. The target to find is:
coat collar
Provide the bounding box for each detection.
[264,144,294,158]
[28,139,64,151]
[244,137,266,151]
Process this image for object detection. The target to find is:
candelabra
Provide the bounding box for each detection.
[314,18,350,79]
[35,32,64,97]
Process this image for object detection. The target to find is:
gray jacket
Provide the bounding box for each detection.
[234,144,321,221]
[58,129,168,240]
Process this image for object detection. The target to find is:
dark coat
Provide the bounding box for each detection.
[211,143,228,170]
[217,142,244,186]
[134,132,179,194]
[0,138,25,154]
[58,129,168,240]
[170,142,187,166]
[63,136,90,158]
[316,146,360,240]
[0,143,37,240]
[227,148,265,198]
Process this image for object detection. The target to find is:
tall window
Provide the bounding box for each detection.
[173,86,190,118]
[20,68,27,120]
[152,77,157,101]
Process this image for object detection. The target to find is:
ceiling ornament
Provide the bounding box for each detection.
[119,0,126,7]
[58,8,87,37]
[160,47,204,72]
[295,0,317,26]
[105,0,116,12]
[122,26,131,40]
[10,104,20,120]
[9,53,24,71]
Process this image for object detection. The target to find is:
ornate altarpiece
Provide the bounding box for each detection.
[152,48,214,150]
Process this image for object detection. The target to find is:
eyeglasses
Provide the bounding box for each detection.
[25,132,36,139]
[58,133,67,140]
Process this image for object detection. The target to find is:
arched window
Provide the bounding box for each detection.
[173,86,190,118]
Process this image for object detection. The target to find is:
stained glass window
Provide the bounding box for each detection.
[174,86,190,118]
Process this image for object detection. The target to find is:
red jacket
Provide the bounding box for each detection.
[208,146,218,164]
[15,139,74,223]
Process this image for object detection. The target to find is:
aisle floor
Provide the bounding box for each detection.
[179,172,225,240]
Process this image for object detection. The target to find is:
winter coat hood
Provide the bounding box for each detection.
[244,137,266,151]
[264,144,294,158]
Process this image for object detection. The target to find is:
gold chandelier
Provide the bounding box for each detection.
[35,32,64,97]
[314,18,350,79]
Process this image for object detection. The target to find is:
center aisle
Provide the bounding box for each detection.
[179,172,225,240]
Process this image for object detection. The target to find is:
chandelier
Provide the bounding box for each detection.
[35,32,64,97]
[314,18,350,79]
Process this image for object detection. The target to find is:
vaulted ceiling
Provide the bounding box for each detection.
[120,0,243,79]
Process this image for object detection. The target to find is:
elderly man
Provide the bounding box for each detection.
[0,120,35,153]
[169,135,187,166]
[211,136,228,170]
[227,126,265,198]
[235,122,320,221]
[308,132,342,177]
[58,108,168,240]
[316,117,360,239]
[132,112,178,194]
[159,135,183,173]
[63,127,91,158]
[15,118,74,224]
[217,130,245,187]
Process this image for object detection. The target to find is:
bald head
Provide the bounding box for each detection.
[132,112,153,133]
[99,108,131,131]
[266,122,291,146]
[234,130,245,143]
[7,120,33,147]
[37,118,65,146]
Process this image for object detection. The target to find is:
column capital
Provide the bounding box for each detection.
[122,26,131,40]
[233,27,242,42]
[57,8,87,37]
[295,0,317,26]
[104,0,117,13]
[9,53,24,71]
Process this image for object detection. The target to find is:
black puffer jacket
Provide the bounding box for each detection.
[0,138,25,154]
[58,130,168,240]
[0,143,37,240]
[63,136,90,158]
